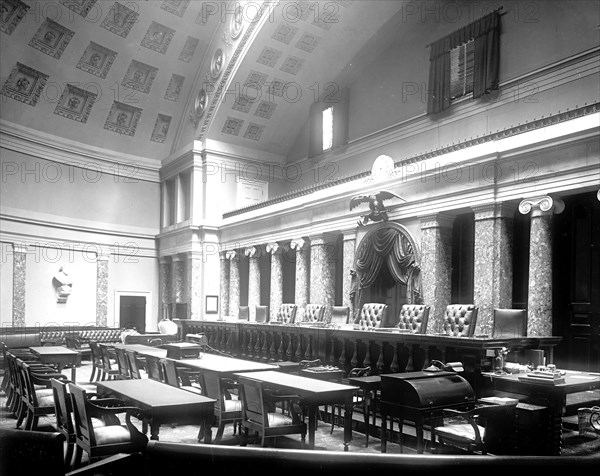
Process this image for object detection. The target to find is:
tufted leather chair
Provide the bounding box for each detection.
[330,306,350,326]
[492,309,527,338]
[303,304,325,323]
[358,303,390,330]
[397,305,431,334]
[275,304,298,324]
[238,306,249,321]
[443,304,478,337]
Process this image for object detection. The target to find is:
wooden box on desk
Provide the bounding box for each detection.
[164,342,202,360]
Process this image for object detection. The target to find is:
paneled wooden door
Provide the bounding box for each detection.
[553,191,600,371]
[119,295,146,334]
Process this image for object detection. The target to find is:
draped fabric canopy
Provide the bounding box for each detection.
[352,225,422,321]
[427,9,501,114]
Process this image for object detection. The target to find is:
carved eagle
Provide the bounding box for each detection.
[350,190,406,226]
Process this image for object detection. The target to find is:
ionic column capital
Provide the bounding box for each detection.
[290,238,308,250]
[244,245,263,258]
[13,243,28,254]
[225,250,237,260]
[519,196,565,217]
[266,242,283,254]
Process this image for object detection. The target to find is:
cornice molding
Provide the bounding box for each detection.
[0,119,161,183]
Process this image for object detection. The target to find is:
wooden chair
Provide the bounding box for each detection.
[17,359,67,430]
[492,309,527,338]
[144,354,164,382]
[124,350,143,379]
[238,374,307,448]
[330,366,373,446]
[160,358,203,394]
[98,344,119,381]
[68,382,148,466]
[433,403,517,455]
[201,369,242,443]
[88,341,104,382]
[114,347,131,380]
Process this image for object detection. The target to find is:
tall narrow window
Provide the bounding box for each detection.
[322,106,334,152]
[449,39,474,100]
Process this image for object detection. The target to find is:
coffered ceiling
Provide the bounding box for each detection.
[0,0,405,164]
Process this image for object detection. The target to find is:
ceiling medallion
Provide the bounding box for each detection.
[194,88,207,119]
[210,48,225,79]
[230,5,244,39]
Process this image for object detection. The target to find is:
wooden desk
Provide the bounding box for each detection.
[112,344,167,358]
[175,354,278,377]
[29,346,78,381]
[482,370,600,455]
[234,370,358,451]
[96,379,215,442]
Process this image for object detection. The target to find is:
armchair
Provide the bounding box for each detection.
[68,383,148,466]
[433,403,517,455]
[492,309,527,338]
[275,304,298,325]
[358,303,390,330]
[442,305,479,337]
[201,369,243,443]
[238,306,250,321]
[397,304,431,334]
[303,304,325,324]
[255,305,269,323]
[238,374,307,448]
[330,306,350,326]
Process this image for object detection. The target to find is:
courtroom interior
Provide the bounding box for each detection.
[0,0,599,474]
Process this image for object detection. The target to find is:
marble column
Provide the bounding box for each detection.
[420,214,454,334]
[342,230,357,317]
[159,257,171,319]
[96,250,110,327]
[291,237,309,313]
[267,242,283,321]
[12,243,27,326]
[187,251,202,320]
[227,251,240,319]
[245,246,262,322]
[219,252,230,319]
[171,255,185,321]
[309,233,338,322]
[519,196,565,336]
[472,203,515,335]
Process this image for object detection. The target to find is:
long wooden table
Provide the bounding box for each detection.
[95,379,216,442]
[29,346,79,381]
[481,370,600,455]
[234,370,358,451]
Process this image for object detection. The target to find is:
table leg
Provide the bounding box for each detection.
[203,418,213,444]
[343,400,352,452]
[150,421,160,440]
[308,405,317,449]
[380,411,387,453]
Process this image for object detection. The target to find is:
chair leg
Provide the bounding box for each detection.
[63,443,75,471]
[72,446,83,469]
[214,421,226,444]
[240,428,248,446]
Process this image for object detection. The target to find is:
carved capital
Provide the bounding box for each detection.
[519,196,565,216]
[225,250,237,260]
[265,242,280,254]
[290,238,307,250]
[419,213,455,230]
[244,246,262,258]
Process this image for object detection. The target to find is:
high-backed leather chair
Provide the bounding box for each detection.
[275,304,298,324]
[303,304,325,323]
[330,306,350,326]
[492,309,527,338]
[255,305,269,323]
[443,304,478,337]
[238,306,249,321]
[397,304,431,334]
[358,303,390,330]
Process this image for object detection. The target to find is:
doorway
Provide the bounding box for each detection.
[119,295,146,333]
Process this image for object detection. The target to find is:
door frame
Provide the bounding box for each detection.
[113,291,151,330]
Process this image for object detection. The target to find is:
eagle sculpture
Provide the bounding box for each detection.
[350,190,406,226]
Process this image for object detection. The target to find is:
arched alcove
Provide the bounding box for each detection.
[351,222,422,323]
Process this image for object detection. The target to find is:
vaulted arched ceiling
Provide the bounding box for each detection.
[0,0,404,165]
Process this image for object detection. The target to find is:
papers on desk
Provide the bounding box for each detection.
[479,396,519,406]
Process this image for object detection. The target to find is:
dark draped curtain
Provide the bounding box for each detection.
[353,227,422,320]
[427,10,501,114]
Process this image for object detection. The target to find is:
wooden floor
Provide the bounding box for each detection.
[1,360,599,459]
